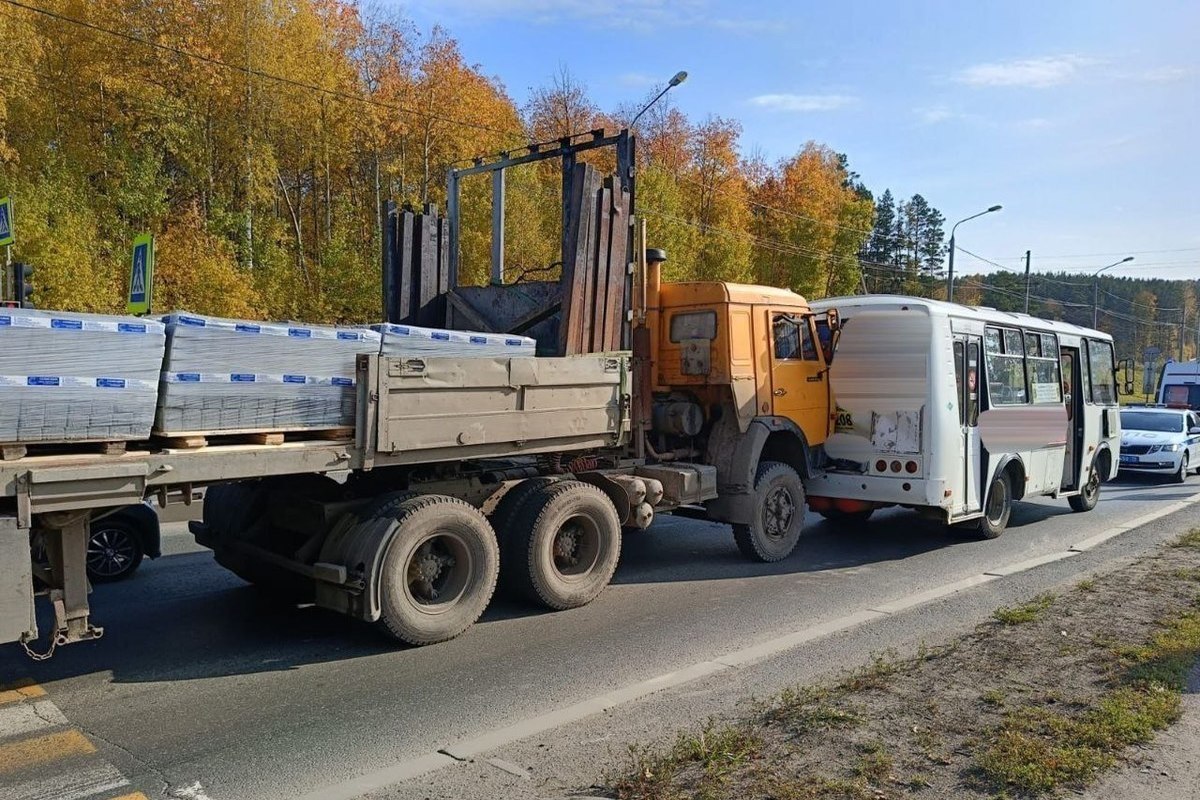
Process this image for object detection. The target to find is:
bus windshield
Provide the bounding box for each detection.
[1120,411,1184,433]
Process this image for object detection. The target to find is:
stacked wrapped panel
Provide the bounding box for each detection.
[156,313,381,435]
[0,309,165,443]
[374,323,536,358]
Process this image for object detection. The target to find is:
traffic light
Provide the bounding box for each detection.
[11,262,33,308]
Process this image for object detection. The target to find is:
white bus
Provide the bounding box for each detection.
[806,296,1122,537]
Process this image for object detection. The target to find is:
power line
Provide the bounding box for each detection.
[0,0,523,139]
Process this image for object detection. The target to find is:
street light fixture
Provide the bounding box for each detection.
[629,70,688,128]
[1092,256,1135,328]
[945,204,1002,303]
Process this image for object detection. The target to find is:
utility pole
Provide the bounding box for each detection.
[1181,312,1187,361]
[1092,256,1135,329]
[1022,250,1031,314]
[945,205,1002,303]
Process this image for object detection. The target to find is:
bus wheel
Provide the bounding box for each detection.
[508,481,622,610]
[1068,465,1100,512]
[976,471,1012,539]
[733,461,806,562]
[377,495,499,646]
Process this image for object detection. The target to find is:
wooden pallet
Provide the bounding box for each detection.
[152,427,355,450]
[0,440,129,461]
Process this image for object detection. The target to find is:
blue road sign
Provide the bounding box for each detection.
[127,233,154,314]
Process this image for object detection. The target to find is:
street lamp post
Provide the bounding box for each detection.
[1092,256,1135,328]
[629,71,688,129]
[945,205,1002,303]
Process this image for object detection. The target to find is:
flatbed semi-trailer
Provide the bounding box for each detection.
[1,350,721,654]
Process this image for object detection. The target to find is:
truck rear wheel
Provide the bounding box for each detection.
[733,461,805,562]
[508,481,621,610]
[377,495,499,646]
[488,477,559,593]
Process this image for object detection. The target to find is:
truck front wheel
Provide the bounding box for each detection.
[732,461,806,562]
[377,495,499,646]
[508,481,622,610]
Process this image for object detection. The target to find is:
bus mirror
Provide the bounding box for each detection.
[826,309,840,331]
[1123,379,1135,396]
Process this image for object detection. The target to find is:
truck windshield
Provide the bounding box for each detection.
[1120,411,1184,433]
[1162,384,1200,410]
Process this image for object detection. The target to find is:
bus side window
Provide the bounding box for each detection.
[954,341,965,425]
[967,340,980,424]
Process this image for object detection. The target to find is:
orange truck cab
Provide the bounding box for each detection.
[633,247,839,561]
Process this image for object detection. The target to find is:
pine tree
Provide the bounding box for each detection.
[863,189,898,292]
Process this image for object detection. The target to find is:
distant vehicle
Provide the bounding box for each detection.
[1157,360,1200,410]
[31,504,161,583]
[1118,407,1200,483]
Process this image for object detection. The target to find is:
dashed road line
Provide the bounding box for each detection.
[1,764,129,800]
[0,699,67,739]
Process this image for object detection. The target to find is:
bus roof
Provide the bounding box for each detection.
[809,294,1112,341]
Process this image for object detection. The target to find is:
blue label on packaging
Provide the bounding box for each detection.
[431,331,450,341]
[469,336,488,345]
[337,331,359,340]
[96,378,126,389]
[331,377,353,387]
[505,339,523,346]
[27,376,60,386]
[235,323,261,334]
[390,325,410,335]
[50,318,83,330]
[230,373,255,383]
[178,315,206,326]
[283,374,306,384]
[0,316,10,326]
[288,328,312,338]
[117,322,147,333]
[176,372,201,382]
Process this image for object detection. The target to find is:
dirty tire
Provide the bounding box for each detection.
[1173,452,1190,485]
[1068,462,1100,512]
[508,481,621,610]
[732,461,806,562]
[377,495,499,646]
[975,470,1012,539]
[488,477,560,592]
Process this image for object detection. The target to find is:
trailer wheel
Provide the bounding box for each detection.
[733,461,806,562]
[508,481,621,610]
[487,477,560,592]
[1068,463,1100,512]
[975,471,1013,539]
[376,495,499,646]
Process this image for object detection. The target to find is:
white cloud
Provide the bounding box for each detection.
[917,105,956,125]
[748,93,856,112]
[1014,117,1054,131]
[954,55,1095,88]
[618,72,660,88]
[1135,66,1193,83]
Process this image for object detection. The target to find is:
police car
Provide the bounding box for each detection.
[1118,406,1200,482]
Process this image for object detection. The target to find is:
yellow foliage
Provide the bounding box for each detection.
[154,208,261,318]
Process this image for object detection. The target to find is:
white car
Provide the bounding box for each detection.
[1119,407,1200,482]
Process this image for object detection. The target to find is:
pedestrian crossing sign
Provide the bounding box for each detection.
[127,233,154,314]
[0,197,13,247]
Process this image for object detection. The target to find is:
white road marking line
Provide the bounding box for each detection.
[296,494,1200,799]
[0,701,67,741]
[1,763,127,800]
[1071,494,1200,551]
[166,781,216,800]
[870,573,999,614]
[984,550,1079,577]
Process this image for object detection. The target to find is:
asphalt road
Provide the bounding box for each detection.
[2,475,1198,800]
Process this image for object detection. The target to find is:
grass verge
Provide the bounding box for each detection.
[608,528,1200,799]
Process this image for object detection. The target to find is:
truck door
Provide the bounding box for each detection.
[768,311,829,444]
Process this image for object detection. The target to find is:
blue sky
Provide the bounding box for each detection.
[393,0,1200,280]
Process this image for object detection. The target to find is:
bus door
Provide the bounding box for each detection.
[1060,347,1084,489]
[954,335,983,513]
